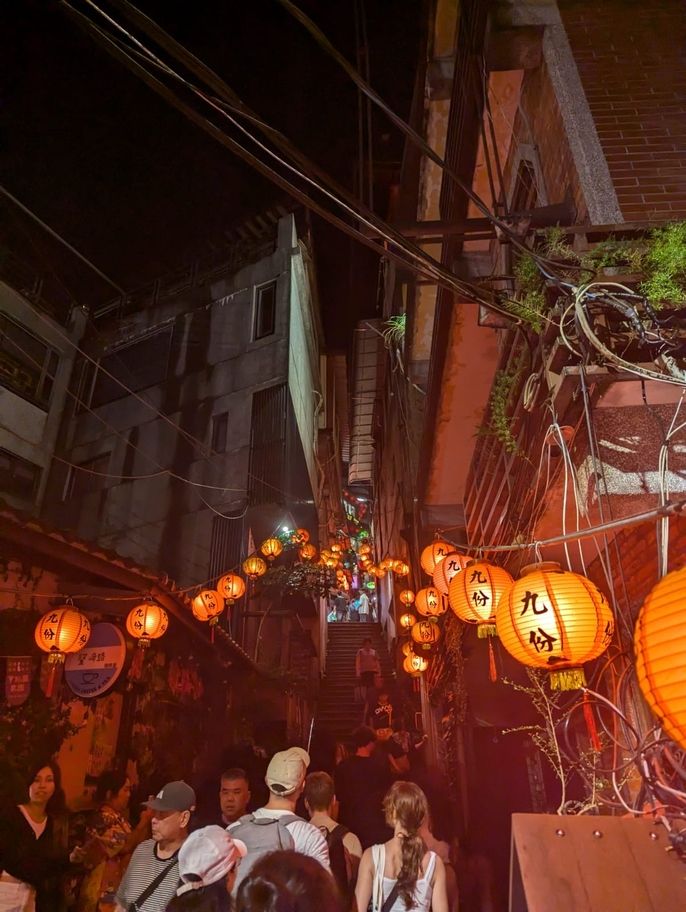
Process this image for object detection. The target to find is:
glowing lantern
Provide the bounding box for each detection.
[411,619,441,653]
[399,589,415,607]
[330,543,342,554]
[325,557,338,569]
[34,605,91,697]
[126,602,168,647]
[261,537,283,561]
[449,560,513,636]
[401,640,416,657]
[243,554,267,579]
[433,551,470,596]
[415,586,446,618]
[403,653,429,676]
[217,573,246,603]
[296,528,310,543]
[300,543,317,561]
[495,563,614,691]
[635,565,686,751]
[420,541,451,576]
[34,606,90,660]
[321,550,332,561]
[192,589,222,622]
[380,557,394,571]
[399,612,417,630]
[371,565,387,579]
[393,561,410,577]
[359,543,372,556]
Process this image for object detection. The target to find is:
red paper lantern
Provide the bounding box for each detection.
[399,589,415,607]
[243,554,267,579]
[448,560,513,635]
[495,563,614,690]
[433,551,470,596]
[217,573,246,603]
[420,541,451,576]
[415,586,446,618]
[126,602,168,648]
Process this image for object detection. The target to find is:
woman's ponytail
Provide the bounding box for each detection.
[383,781,430,909]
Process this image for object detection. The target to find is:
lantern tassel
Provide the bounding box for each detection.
[478,623,498,639]
[550,667,587,691]
[583,691,602,752]
[488,638,497,683]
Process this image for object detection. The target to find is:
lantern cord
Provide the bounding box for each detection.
[441,495,686,554]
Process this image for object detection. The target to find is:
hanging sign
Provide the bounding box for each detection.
[65,623,126,698]
[5,656,32,706]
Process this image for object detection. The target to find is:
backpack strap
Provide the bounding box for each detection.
[328,824,349,847]
[128,856,177,911]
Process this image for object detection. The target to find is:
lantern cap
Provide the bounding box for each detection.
[520,561,561,576]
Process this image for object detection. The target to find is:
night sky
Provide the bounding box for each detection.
[1,0,419,346]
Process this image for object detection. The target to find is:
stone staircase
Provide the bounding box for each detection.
[315,622,395,745]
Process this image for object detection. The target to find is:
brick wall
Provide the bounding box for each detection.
[560,0,686,222]
[586,513,686,623]
[503,61,588,219]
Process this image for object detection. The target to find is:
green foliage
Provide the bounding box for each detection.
[542,227,578,261]
[641,222,686,307]
[382,314,406,348]
[509,254,547,332]
[486,369,521,454]
[580,238,644,273]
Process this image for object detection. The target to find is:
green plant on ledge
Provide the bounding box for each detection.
[506,254,547,331]
[641,221,686,308]
[382,314,406,348]
[485,368,521,454]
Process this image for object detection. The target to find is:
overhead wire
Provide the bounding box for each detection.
[61,0,532,326]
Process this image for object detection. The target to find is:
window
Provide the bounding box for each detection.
[511,159,539,214]
[253,281,277,340]
[248,384,286,505]
[211,412,229,453]
[0,314,59,409]
[89,326,174,409]
[64,453,110,500]
[0,448,41,501]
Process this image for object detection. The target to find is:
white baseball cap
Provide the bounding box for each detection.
[265,747,310,796]
[176,826,247,895]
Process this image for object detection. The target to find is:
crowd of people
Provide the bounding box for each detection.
[0,731,467,912]
[327,590,374,624]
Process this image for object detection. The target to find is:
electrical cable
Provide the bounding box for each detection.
[61,0,532,326]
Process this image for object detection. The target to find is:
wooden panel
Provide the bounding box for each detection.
[510,813,686,912]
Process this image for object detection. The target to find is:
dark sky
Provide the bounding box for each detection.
[1,0,419,346]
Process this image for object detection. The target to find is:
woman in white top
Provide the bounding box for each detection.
[355,782,448,912]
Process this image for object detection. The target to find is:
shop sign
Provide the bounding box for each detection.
[65,623,126,698]
[5,656,32,706]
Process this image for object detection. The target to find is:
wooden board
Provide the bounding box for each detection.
[510,813,686,912]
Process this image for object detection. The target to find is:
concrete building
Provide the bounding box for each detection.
[0,263,86,513]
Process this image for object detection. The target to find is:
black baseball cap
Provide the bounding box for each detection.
[144,781,196,812]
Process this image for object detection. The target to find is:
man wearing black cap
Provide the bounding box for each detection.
[114,780,195,912]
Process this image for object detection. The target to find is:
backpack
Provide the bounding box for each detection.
[324,823,351,899]
[229,812,300,892]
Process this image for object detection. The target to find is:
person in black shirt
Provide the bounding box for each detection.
[333,728,391,849]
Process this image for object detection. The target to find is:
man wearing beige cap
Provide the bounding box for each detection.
[227,747,330,890]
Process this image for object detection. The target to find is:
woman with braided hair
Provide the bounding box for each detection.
[354,782,448,912]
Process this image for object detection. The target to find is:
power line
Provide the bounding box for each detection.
[0,183,126,295]
[61,0,521,323]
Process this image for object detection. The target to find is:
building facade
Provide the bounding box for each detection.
[370,0,686,897]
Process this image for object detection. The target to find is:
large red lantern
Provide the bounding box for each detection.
[420,541,451,576]
[299,543,317,561]
[399,612,417,630]
[393,560,410,577]
[403,653,429,676]
[449,560,513,636]
[495,563,614,690]
[260,537,283,561]
[415,586,446,618]
[635,565,686,751]
[399,589,415,608]
[433,551,470,596]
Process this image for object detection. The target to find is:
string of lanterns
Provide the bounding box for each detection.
[396,540,620,692]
